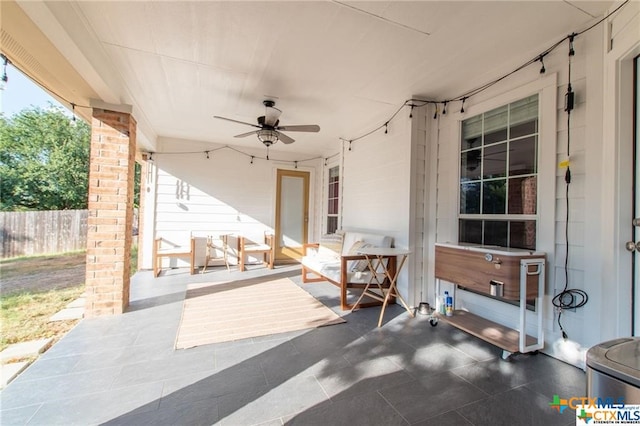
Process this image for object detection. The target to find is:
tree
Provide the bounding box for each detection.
[0,106,91,211]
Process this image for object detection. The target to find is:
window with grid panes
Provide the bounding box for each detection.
[326,166,339,234]
[459,94,538,250]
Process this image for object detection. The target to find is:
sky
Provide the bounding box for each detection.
[0,63,67,117]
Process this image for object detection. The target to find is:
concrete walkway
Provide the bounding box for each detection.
[0,265,585,425]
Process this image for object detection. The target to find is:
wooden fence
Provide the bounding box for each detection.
[1,210,88,258]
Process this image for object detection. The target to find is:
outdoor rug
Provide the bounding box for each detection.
[175,277,346,349]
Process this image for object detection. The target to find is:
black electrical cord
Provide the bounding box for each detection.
[551,38,588,340]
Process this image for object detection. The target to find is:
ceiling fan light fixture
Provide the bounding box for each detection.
[257,129,279,146]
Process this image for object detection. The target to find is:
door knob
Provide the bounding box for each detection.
[625,241,640,252]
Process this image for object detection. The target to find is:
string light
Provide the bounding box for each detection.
[294,161,298,169]
[339,0,630,149]
[250,156,254,164]
[568,33,576,56]
[205,151,210,159]
[0,54,8,91]
[384,122,388,134]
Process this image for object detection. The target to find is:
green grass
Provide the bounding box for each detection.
[1,285,85,353]
[1,245,138,354]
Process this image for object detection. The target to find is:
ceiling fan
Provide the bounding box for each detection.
[214,100,320,147]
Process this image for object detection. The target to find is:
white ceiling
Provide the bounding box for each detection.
[13,1,614,155]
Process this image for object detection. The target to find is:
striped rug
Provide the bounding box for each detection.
[175,277,345,349]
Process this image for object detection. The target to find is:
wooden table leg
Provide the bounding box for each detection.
[377,254,414,327]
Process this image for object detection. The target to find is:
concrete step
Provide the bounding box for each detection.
[0,338,52,364]
[0,361,30,389]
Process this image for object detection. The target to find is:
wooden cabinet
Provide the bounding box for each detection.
[435,244,545,301]
[434,243,545,359]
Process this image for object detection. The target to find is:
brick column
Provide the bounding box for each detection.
[85,108,136,317]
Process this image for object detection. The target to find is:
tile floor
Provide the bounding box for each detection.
[0,265,585,425]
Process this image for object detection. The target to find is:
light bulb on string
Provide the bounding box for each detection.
[294,161,298,169]
[409,105,414,119]
[442,101,447,115]
[539,55,546,74]
[349,141,352,151]
[433,105,438,120]
[384,122,388,134]
[460,97,466,114]
[568,33,575,56]
[205,151,210,159]
[250,156,254,164]
[0,54,8,91]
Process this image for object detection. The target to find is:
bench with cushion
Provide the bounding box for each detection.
[301,231,396,310]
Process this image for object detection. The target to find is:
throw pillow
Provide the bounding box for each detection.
[347,241,374,272]
[318,233,344,258]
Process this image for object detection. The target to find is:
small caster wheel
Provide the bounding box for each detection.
[429,318,438,327]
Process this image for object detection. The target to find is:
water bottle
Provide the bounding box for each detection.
[437,295,445,315]
[445,291,453,317]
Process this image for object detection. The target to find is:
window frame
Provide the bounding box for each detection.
[325,164,340,234]
[455,74,557,252]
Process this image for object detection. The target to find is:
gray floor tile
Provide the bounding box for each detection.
[0,403,42,425]
[9,354,80,383]
[0,267,590,426]
[379,372,487,423]
[111,349,216,388]
[284,392,409,426]
[103,396,219,426]
[160,362,267,405]
[259,346,351,384]
[26,381,164,426]
[457,385,574,426]
[411,410,474,426]
[451,357,546,395]
[399,343,478,376]
[217,374,329,425]
[316,357,414,401]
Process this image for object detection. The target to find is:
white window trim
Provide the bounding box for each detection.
[324,160,341,234]
[455,73,557,260]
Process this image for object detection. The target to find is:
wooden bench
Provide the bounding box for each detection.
[153,237,196,277]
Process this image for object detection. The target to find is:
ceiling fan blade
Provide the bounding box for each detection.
[277,131,295,144]
[276,124,320,132]
[214,116,261,129]
[264,106,282,127]
[234,130,258,138]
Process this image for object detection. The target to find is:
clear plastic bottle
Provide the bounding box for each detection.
[445,291,453,316]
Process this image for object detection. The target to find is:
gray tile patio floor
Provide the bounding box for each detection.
[0,264,585,425]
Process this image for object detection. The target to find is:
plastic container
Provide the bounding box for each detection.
[445,291,453,316]
[437,295,445,314]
